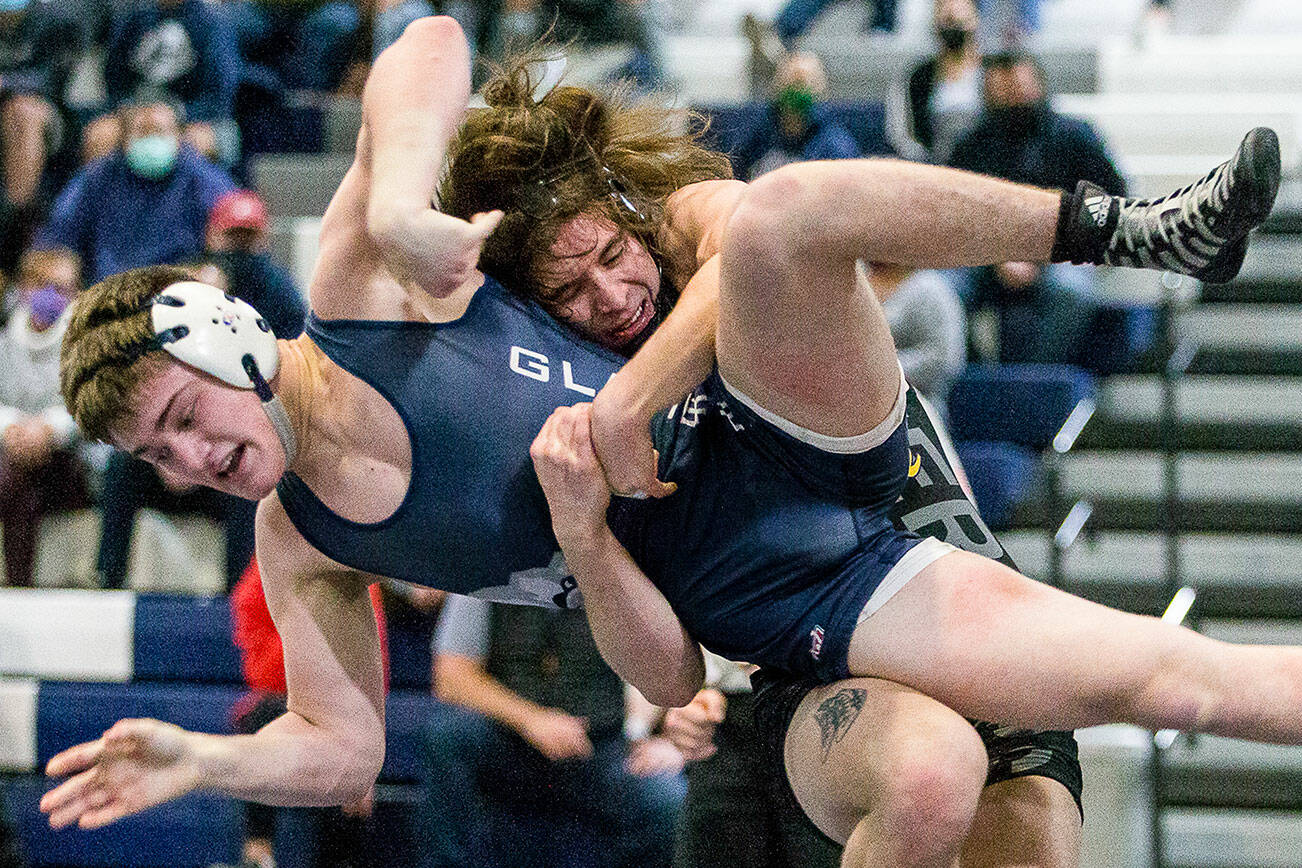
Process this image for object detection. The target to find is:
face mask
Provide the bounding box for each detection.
[775,86,816,123]
[125,134,179,179]
[27,285,70,329]
[0,0,30,11]
[988,102,1047,138]
[937,26,971,52]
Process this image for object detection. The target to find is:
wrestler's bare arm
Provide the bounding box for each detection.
[40,501,384,828]
[532,403,705,707]
[360,15,499,301]
[310,16,497,322]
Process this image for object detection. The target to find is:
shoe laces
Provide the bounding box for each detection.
[1112,158,1234,259]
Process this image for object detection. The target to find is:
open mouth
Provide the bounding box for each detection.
[607,298,653,347]
[216,444,246,481]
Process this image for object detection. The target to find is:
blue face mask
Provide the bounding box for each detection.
[125,134,179,179]
[27,285,70,330]
[0,0,30,12]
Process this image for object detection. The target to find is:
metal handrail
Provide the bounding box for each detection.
[1151,272,1201,868]
[1045,398,1097,588]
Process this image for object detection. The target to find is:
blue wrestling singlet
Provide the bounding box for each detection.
[276,273,929,678]
[609,372,927,681]
[275,274,625,609]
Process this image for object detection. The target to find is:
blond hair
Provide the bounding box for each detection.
[60,265,194,441]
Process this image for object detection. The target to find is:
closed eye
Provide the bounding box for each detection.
[601,244,625,266]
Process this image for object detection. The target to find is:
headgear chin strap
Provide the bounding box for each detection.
[150,281,297,466]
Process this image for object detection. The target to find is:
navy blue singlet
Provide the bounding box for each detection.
[275,275,625,609]
[276,274,922,678]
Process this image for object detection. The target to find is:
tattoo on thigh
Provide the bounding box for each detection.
[813,688,867,761]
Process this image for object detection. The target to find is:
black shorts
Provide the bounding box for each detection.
[750,670,1084,826]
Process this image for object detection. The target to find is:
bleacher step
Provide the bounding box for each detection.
[1163,733,1302,811]
[1001,530,1302,617]
[1008,446,1302,529]
[1163,807,1302,868]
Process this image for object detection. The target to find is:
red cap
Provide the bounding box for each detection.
[209,190,269,236]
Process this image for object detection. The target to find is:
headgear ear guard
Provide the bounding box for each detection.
[148,281,297,465]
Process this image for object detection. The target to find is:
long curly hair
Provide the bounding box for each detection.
[60,265,194,442]
[439,54,733,312]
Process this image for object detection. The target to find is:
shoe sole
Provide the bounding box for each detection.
[1197,127,1282,283]
[1228,126,1282,235]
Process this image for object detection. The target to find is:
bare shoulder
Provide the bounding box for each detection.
[661,180,749,267]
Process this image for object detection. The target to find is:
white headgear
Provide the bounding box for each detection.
[149,281,297,465]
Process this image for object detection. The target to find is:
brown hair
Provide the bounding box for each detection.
[439,54,733,310]
[60,265,194,441]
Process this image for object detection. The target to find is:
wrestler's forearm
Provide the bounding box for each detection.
[597,255,719,424]
[561,528,704,708]
[362,15,469,237]
[190,710,381,807]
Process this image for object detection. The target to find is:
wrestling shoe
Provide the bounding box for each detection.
[1052,126,1281,283]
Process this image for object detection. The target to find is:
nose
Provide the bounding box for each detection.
[163,433,212,479]
[589,272,624,315]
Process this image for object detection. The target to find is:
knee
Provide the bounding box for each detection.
[870,723,987,859]
[720,171,817,290]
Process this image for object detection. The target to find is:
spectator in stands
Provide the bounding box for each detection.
[731,52,861,181]
[230,556,390,868]
[0,2,83,269]
[666,656,842,868]
[82,0,241,165]
[886,0,982,164]
[224,0,379,95]
[948,50,1127,363]
[36,96,237,284]
[0,248,88,588]
[205,189,306,340]
[416,595,685,868]
[494,0,668,90]
[873,262,967,416]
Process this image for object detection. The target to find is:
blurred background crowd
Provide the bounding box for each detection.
[1,1,1301,867]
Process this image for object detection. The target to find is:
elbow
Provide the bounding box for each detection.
[378,15,465,62]
[334,734,386,805]
[652,681,703,709]
[640,660,705,709]
[400,14,465,46]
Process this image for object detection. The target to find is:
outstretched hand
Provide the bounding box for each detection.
[589,385,676,500]
[41,718,202,830]
[374,208,502,298]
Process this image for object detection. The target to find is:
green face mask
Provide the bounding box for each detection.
[775,86,816,122]
[125,134,179,179]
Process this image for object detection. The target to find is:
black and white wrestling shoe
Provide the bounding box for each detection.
[1052,126,1281,283]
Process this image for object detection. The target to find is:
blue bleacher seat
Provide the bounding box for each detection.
[955,441,1040,530]
[35,682,243,767]
[5,775,242,868]
[133,595,243,684]
[948,363,1096,451]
